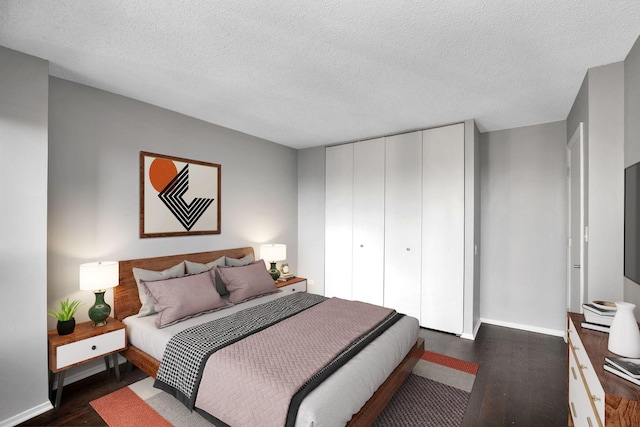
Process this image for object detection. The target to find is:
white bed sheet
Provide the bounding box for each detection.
[124,292,419,426]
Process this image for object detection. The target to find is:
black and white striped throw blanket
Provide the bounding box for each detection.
[154,292,327,408]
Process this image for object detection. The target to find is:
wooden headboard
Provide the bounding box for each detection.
[114,246,255,321]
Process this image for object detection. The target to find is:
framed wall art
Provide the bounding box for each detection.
[140,151,221,238]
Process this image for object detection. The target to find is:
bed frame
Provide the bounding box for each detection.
[114,246,424,426]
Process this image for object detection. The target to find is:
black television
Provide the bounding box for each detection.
[625,161,640,285]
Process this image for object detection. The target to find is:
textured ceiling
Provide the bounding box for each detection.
[1,1,640,149]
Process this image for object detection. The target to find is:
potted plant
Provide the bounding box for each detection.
[48,298,82,335]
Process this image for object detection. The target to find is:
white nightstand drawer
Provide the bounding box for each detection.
[56,328,126,369]
[279,280,307,294]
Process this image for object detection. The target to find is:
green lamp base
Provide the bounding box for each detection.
[268,261,280,281]
[89,290,111,327]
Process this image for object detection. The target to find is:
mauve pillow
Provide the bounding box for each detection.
[133,262,185,317]
[185,257,228,296]
[217,260,278,304]
[141,271,229,328]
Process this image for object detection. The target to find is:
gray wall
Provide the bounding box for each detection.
[588,63,625,302]
[297,146,325,295]
[624,36,640,310]
[47,77,299,376]
[480,121,567,334]
[566,62,625,304]
[0,47,51,424]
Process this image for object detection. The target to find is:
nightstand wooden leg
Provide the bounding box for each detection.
[54,371,65,409]
[104,355,110,372]
[112,353,121,382]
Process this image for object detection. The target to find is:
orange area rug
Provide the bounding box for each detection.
[90,386,172,427]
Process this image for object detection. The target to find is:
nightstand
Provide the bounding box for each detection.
[48,317,127,408]
[276,277,307,294]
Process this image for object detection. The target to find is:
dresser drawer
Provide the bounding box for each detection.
[568,317,604,426]
[278,280,307,294]
[569,342,601,426]
[56,328,126,370]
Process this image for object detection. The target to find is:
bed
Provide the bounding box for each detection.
[114,247,424,426]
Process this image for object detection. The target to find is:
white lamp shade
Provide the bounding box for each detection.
[79,261,119,291]
[260,244,286,262]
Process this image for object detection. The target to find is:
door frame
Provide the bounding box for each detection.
[567,122,585,312]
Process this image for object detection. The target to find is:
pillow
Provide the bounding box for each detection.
[185,257,228,295]
[133,262,185,317]
[141,271,229,328]
[217,260,278,304]
[225,253,255,267]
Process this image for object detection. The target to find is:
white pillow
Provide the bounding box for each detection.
[224,253,255,266]
[132,262,185,317]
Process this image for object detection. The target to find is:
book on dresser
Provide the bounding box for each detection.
[605,357,640,378]
[582,303,616,326]
[604,363,640,386]
[583,302,617,316]
[581,322,610,333]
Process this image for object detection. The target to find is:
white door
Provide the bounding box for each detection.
[352,138,385,305]
[384,131,422,321]
[421,123,465,333]
[325,144,353,299]
[567,123,585,312]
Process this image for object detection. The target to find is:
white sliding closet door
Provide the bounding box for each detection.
[384,131,422,321]
[325,144,353,299]
[352,138,385,305]
[421,123,465,333]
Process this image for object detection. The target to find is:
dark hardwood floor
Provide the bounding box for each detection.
[22,324,567,426]
[20,365,147,426]
[419,324,568,427]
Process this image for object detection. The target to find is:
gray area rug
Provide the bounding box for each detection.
[373,374,471,426]
[92,352,477,426]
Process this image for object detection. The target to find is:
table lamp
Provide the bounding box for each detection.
[260,244,286,280]
[79,261,119,326]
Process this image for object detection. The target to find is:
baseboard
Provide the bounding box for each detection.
[0,400,53,427]
[480,317,565,337]
[460,319,482,340]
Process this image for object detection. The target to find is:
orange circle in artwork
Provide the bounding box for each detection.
[149,158,178,192]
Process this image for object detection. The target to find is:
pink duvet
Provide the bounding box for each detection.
[194,297,395,426]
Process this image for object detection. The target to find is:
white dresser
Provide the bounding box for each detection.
[568,313,640,426]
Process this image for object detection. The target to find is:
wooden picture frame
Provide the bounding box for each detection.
[140,151,221,237]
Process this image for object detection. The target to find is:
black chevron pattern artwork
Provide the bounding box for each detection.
[158,164,214,231]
